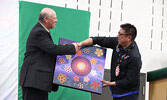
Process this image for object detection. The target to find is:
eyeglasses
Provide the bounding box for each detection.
[118,32,131,36]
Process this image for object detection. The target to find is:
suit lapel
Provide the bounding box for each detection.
[37,22,54,42]
[47,32,54,42]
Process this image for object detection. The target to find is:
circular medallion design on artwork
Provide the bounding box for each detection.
[71,56,91,76]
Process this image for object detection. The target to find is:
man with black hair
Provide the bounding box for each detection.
[78,23,142,100]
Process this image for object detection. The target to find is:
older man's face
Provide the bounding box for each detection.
[47,12,58,29]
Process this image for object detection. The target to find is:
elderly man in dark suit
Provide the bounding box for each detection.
[19,8,79,100]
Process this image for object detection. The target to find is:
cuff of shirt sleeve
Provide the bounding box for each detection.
[70,44,77,53]
[90,37,96,45]
[115,80,121,87]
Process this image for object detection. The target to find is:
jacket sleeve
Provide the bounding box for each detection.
[115,57,142,88]
[36,31,76,56]
[91,37,118,49]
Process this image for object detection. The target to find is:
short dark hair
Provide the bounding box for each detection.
[120,23,137,41]
[38,12,49,22]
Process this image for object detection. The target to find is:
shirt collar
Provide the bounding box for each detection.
[39,21,50,33]
[118,41,136,53]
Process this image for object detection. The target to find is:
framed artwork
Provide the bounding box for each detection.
[53,38,106,94]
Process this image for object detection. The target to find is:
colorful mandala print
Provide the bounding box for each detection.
[91,80,100,90]
[78,83,84,89]
[84,76,90,83]
[73,75,79,82]
[84,48,90,54]
[77,50,82,56]
[59,58,65,64]
[57,73,67,83]
[65,55,72,60]
[97,64,103,70]
[90,58,97,65]
[91,70,97,76]
[65,67,72,73]
[94,48,103,57]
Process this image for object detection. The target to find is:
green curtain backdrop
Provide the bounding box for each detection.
[19,1,90,100]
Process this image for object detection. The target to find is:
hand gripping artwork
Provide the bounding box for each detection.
[53,38,106,94]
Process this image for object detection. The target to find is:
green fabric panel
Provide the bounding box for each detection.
[19,1,90,100]
[147,67,167,82]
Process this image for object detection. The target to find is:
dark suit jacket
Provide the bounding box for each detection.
[19,22,76,92]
